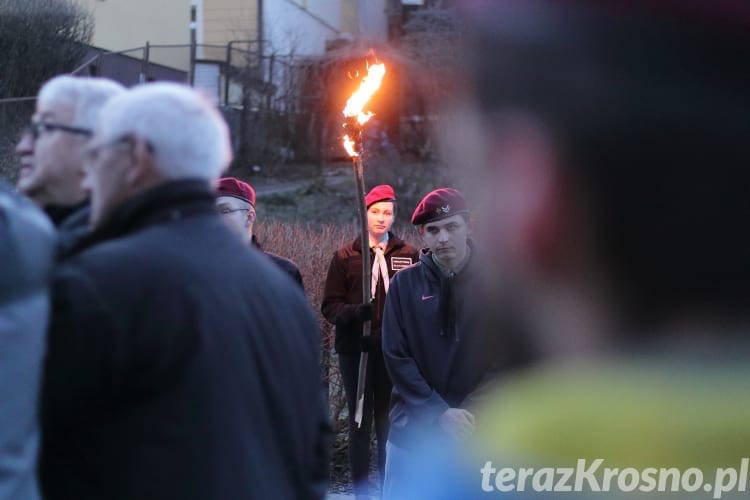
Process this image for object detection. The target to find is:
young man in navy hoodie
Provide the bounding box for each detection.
[381,188,509,497]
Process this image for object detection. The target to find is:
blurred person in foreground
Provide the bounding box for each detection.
[390,1,750,498]
[381,187,527,498]
[40,82,329,500]
[215,176,304,289]
[321,184,418,497]
[0,183,55,500]
[15,75,125,259]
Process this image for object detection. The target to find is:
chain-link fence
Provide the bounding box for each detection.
[1,41,443,185]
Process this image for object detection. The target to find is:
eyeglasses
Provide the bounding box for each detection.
[25,120,92,141]
[83,135,135,167]
[218,207,250,215]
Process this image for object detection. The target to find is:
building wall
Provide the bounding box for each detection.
[340,0,388,42]
[73,0,386,75]
[357,0,388,42]
[202,0,259,61]
[263,0,341,57]
[81,47,188,87]
[74,0,191,70]
[264,0,387,57]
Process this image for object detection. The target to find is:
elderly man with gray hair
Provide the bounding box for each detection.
[41,82,330,500]
[15,75,124,259]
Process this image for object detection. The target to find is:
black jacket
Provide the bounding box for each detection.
[45,200,90,261]
[41,180,330,500]
[382,249,506,448]
[321,233,418,354]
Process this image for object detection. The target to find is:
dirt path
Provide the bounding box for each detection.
[250,166,353,197]
[253,179,313,196]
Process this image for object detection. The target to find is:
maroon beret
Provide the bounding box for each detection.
[411,188,469,226]
[365,184,396,208]
[217,177,256,206]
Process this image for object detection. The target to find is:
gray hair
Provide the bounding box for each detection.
[37,75,125,129]
[97,82,232,181]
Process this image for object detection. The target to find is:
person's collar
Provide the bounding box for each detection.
[90,179,214,241]
[44,199,88,226]
[369,232,389,249]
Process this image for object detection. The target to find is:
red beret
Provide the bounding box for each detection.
[365,184,396,208]
[411,188,469,226]
[217,177,256,206]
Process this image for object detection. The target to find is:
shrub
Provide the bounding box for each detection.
[254,221,354,429]
[254,218,422,487]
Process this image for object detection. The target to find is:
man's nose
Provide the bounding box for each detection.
[437,229,449,242]
[15,131,33,155]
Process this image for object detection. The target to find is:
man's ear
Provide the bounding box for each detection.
[245,208,256,227]
[485,115,567,275]
[124,136,158,186]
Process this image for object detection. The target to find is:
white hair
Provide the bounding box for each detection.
[97,82,232,181]
[37,75,125,129]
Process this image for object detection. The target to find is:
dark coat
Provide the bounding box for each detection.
[41,180,330,500]
[252,235,304,290]
[381,249,506,448]
[0,182,56,500]
[45,201,90,261]
[321,233,418,354]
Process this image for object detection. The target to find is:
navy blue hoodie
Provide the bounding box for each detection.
[382,248,505,448]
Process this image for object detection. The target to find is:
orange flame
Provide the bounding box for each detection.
[342,61,386,157]
[343,62,386,125]
[343,134,358,157]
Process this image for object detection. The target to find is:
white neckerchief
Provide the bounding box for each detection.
[370,235,390,297]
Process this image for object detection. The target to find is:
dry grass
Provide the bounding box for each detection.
[254,218,423,489]
[235,156,453,445]
[254,220,355,430]
[254,220,354,486]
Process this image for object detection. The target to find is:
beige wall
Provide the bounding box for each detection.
[74,0,191,70]
[202,0,259,55]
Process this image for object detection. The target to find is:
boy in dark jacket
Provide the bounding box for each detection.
[322,184,418,496]
[381,188,506,497]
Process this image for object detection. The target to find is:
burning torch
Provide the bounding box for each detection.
[342,60,386,427]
